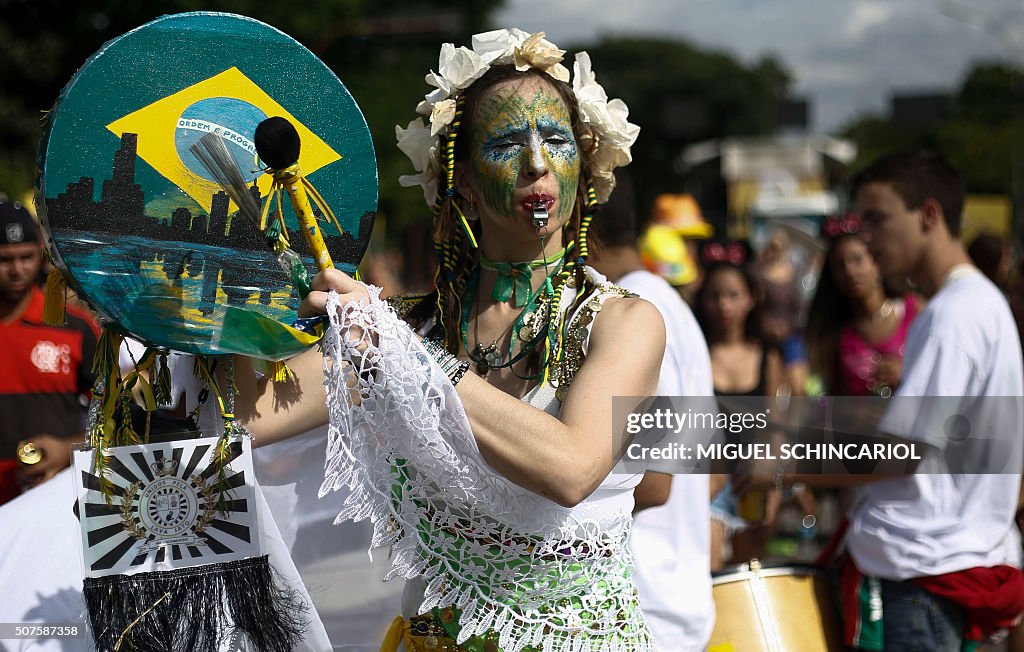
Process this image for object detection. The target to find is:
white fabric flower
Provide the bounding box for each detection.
[425,70,450,92]
[572,53,605,103]
[471,28,531,66]
[579,97,639,152]
[419,71,453,113]
[429,99,457,137]
[591,139,633,172]
[545,63,570,84]
[514,32,569,82]
[603,99,641,147]
[395,118,437,173]
[399,169,440,207]
[396,118,443,205]
[590,169,617,204]
[437,43,488,91]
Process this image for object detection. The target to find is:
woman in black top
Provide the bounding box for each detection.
[695,243,784,569]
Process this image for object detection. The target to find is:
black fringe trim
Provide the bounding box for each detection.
[83,555,307,651]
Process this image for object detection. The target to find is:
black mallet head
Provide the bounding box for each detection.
[255,117,301,170]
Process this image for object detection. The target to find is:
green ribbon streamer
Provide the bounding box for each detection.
[489,262,533,306]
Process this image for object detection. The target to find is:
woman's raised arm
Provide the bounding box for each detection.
[234,347,329,447]
[456,296,664,507]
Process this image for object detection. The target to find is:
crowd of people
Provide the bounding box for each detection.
[1,25,1023,652]
[634,152,1024,651]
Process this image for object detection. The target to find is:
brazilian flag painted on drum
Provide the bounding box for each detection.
[38,12,377,356]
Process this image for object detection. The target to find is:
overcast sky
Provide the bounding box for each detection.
[494,0,1024,133]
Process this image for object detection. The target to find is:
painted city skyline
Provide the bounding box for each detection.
[42,131,368,355]
[45,132,374,258]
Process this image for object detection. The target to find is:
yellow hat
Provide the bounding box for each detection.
[651,194,713,238]
[639,223,699,286]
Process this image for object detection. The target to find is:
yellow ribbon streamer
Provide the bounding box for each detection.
[267,163,340,272]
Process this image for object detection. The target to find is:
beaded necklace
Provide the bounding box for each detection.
[460,258,564,379]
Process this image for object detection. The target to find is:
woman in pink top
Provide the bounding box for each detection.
[806,214,921,396]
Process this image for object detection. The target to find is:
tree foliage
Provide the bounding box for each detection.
[841,62,1024,195]
[579,37,792,217]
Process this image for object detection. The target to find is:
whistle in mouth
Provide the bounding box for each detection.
[532,201,549,229]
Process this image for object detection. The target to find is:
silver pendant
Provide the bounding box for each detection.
[473,342,501,374]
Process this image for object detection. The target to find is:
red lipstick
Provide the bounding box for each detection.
[521,193,554,213]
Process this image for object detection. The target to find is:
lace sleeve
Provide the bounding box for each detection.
[317,287,650,652]
[317,287,517,520]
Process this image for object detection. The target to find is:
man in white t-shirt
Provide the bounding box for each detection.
[591,173,717,652]
[755,151,1024,651]
[849,151,1023,650]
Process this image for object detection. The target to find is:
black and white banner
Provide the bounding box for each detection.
[73,436,260,578]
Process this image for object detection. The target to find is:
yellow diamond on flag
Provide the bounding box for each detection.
[106,67,341,213]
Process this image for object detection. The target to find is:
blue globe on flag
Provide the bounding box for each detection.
[175,97,268,184]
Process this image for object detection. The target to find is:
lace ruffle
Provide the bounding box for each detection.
[319,287,651,652]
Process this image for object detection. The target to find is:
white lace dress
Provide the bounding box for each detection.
[319,270,653,652]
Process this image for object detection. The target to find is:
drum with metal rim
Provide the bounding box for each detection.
[709,560,844,652]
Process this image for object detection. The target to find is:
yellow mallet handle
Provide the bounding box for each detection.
[274,165,335,271]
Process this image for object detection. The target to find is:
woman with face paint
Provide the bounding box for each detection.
[239,30,659,651]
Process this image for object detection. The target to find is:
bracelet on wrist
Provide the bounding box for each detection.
[423,338,471,386]
[449,360,470,385]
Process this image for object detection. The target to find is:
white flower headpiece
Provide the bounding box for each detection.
[395,28,640,208]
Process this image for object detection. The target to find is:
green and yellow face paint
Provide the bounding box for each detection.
[466,78,580,228]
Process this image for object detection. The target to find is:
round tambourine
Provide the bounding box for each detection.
[38,12,377,357]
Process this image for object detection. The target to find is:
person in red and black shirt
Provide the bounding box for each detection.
[0,200,98,505]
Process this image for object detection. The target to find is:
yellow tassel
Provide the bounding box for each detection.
[302,176,344,235]
[42,267,67,325]
[259,186,274,231]
[269,360,295,384]
[90,327,126,456]
[114,392,141,447]
[93,444,115,507]
[192,356,217,390]
[92,328,123,377]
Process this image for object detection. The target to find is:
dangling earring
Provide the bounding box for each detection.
[464,194,479,221]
